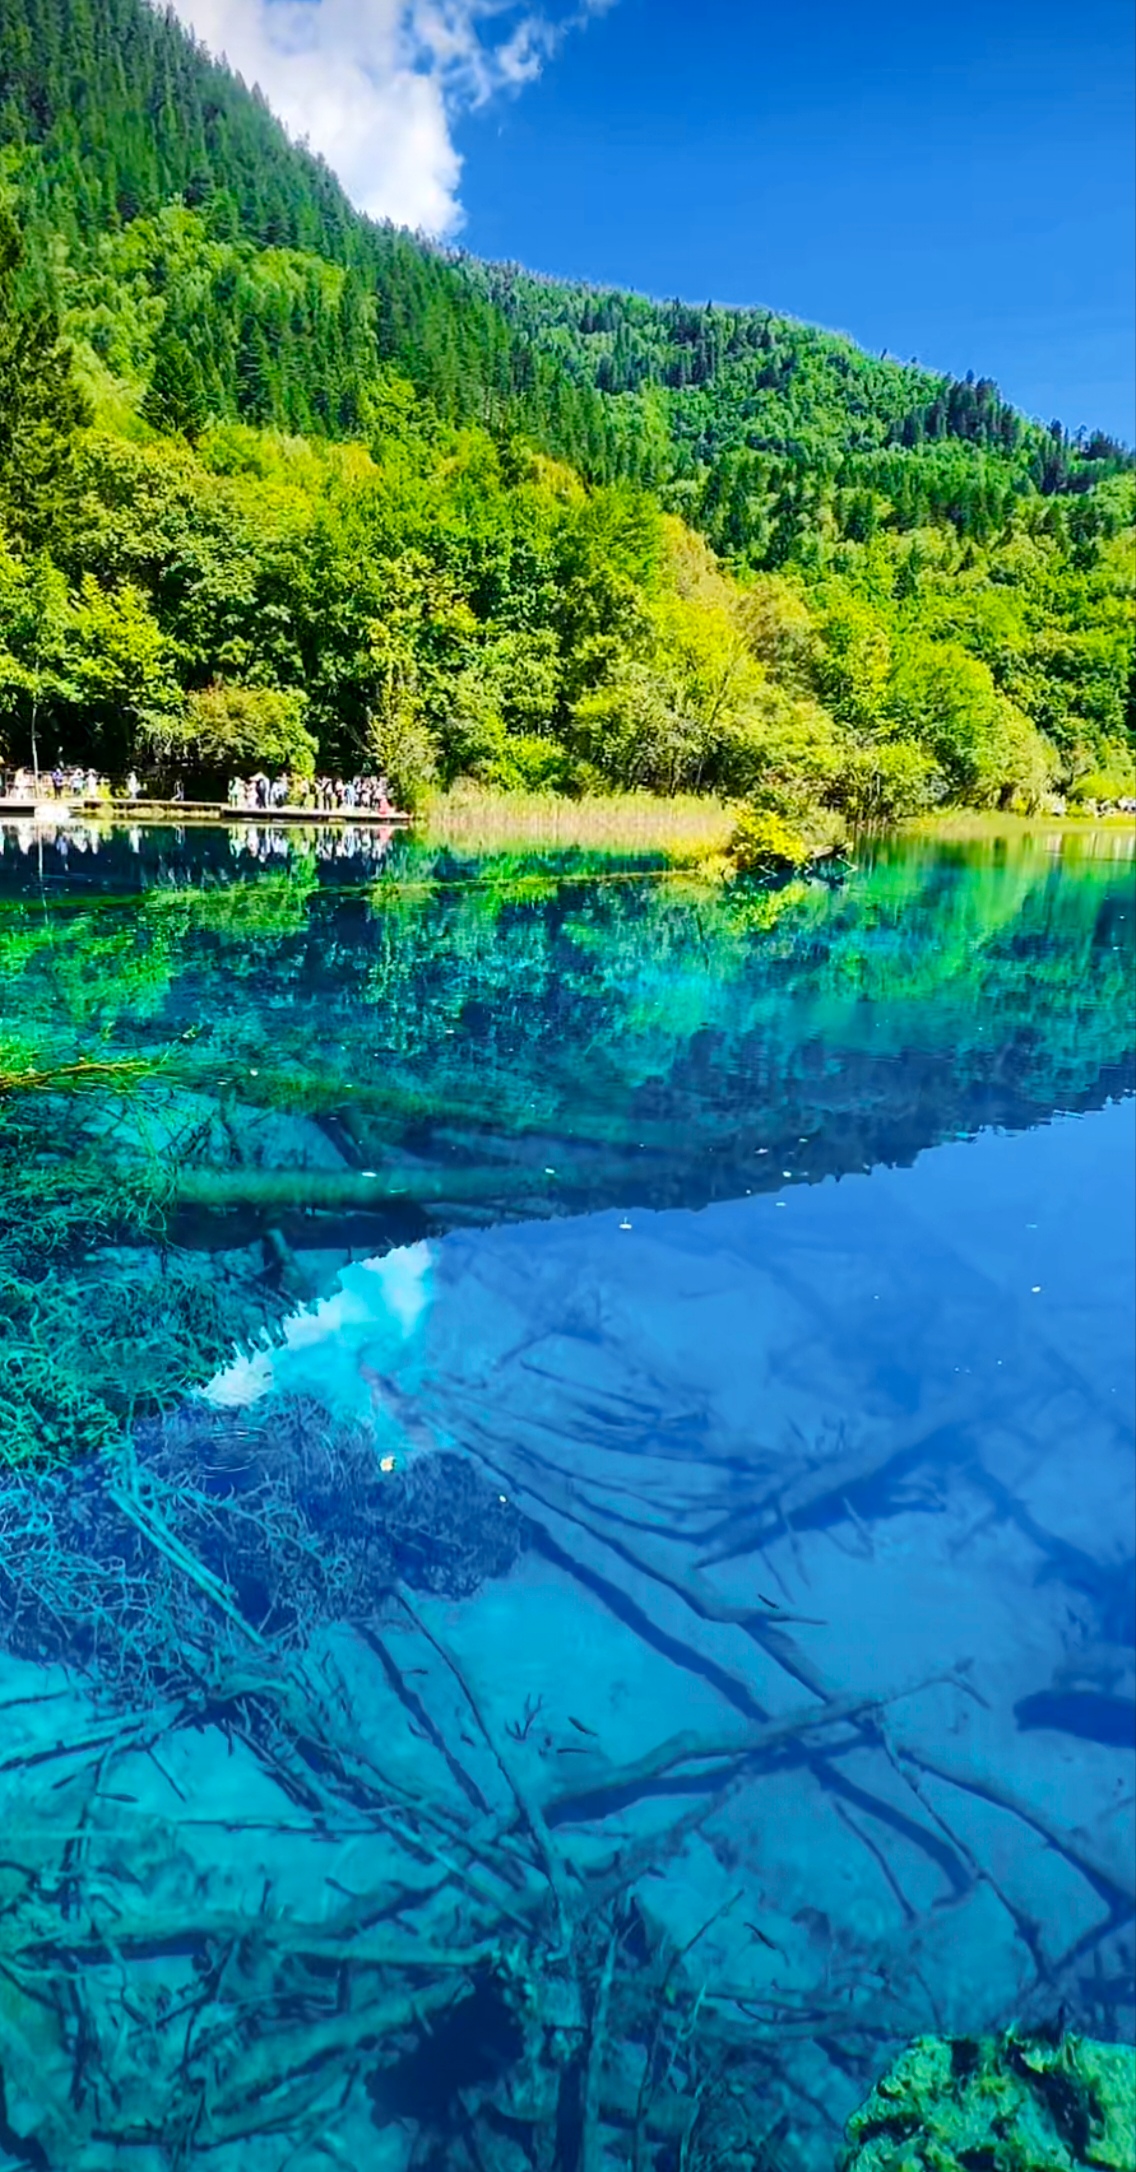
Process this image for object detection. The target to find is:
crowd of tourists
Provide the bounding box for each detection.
[0,765,398,816]
[1,763,105,800]
[0,764,154,803]
[226,773,394,813]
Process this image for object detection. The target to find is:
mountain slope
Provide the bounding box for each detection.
[3,0,1130,534]
[0,0,623,459]
[0,0,1132,809]
[454,258,1132,557]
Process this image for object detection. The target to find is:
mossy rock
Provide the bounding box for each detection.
[841,2030,1135,2171]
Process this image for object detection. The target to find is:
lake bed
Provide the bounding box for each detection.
[0,821,1132,2170]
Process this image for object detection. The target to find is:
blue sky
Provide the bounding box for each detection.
[454,0,1135,440]
[184,0,1134,439]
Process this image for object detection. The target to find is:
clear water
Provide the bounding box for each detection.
[0,818,1132,2170]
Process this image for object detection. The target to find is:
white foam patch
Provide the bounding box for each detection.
[204,1347,275,1408]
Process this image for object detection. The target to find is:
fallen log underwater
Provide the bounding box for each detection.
[0,1370,1130,2172]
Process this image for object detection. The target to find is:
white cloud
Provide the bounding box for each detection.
[168,0,614,235]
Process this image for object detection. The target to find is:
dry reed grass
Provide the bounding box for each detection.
[419,787,735,856]
[903,809,1136,856]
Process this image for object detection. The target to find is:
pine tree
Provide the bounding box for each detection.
[235,312,274,424]
[141,328,208,439]
[0,0,1128,577]
[0,204,90,546]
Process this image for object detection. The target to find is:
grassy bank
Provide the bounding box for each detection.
[903,808,1136,855]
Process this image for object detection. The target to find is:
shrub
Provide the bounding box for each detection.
[366,709,439,810]
[729,808,819,879]
[488,733,574,792]
[834,739,945,822]
[1067,759,1136,805]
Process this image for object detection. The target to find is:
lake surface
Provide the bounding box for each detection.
[0,818,1133,2170]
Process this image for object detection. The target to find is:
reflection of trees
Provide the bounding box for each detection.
[0,826,1131,1459]
[296,835,1133,1196]
[4,828,1132,1216]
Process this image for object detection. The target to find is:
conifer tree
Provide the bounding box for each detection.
[0,205,90,547]
[141,328,208,440]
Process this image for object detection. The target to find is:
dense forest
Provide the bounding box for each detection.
[0,0,1132,813]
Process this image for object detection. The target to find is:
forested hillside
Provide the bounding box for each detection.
[0,0,625,460]
[455,259,1133,554]
[0,0,1132,812]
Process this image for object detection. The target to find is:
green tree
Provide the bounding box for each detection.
[815,592,892,731]
[0,206,91,548]
[147,681,316,773]
[0,544,76,770]
[141,331,209,441]
[0,0,1130,818]
[66,575,183,770]
[888,640,1053,806]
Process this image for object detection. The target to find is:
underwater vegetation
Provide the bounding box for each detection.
[0,1383,889,2169]
[840,2029,1136,2171]
[0,1393,527,1689]
[0,1323,1131,2169]
[0,1077,287,1466]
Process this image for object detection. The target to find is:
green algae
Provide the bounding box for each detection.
[842,2031,1136,2172]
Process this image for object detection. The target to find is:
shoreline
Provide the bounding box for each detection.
[0,798,411,827]
[2,795,1132,855]
[904,807,1136,838]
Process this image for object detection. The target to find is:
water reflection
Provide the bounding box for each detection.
[1,821,1132,1241]
[0,812,401,866]
[0,825,1132,2168]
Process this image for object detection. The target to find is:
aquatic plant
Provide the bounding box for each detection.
[0,1302,1131,2170]
[0,1374,868,2168]
[0,1070,280,1467]
[0,1048,157,1096]
[841,2029,1136,2171]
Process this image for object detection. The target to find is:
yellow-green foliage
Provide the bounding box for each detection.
[842,2031,1136,2172]
[728,805,844,878]
[0,2,1132,819]
[1068,754,1136,804]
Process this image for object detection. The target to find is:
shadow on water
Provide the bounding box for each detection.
[0,819,1133,2168]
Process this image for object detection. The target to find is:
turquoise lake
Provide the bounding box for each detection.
[0,818,1132,2169]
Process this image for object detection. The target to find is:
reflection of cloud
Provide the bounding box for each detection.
[362,1241,433,1335]
[170,1,617,233]
[206,1241,434,1409]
